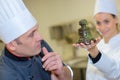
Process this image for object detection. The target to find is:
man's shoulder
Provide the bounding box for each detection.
[0,64,18,80]
[0,58,18,80]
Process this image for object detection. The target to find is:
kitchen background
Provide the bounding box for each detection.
[0,0,120,80]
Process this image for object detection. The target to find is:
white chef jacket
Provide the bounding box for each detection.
[86,33,120,80]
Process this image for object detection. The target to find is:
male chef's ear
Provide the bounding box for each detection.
[6,40,18,51]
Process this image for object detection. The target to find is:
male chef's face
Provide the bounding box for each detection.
[14,24,43,57]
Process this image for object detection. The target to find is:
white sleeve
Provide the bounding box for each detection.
[93,53,120,79]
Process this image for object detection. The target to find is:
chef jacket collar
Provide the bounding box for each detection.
[4,47,32,61]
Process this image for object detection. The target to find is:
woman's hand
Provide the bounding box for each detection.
[73,37,101,58]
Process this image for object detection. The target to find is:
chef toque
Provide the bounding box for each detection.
[0,0,37,44]
[94,0,118,16]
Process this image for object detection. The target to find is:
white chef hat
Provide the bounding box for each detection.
[0,0,37,44]
[94,0,118,16]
